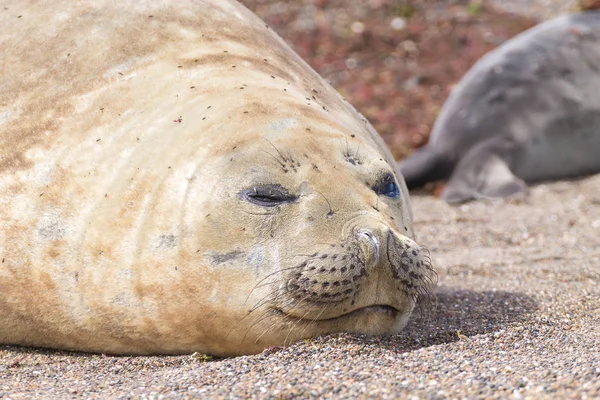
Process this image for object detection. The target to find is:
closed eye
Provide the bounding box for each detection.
[373,173,400,199]
[239,184,297,207]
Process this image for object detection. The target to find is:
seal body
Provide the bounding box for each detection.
[0,0,434,356]
[400,12,600,203]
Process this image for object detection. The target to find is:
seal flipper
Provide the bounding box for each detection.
[399,145,454,189]
[441,141,527,204]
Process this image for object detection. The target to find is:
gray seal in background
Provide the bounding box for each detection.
[400,11,600,203]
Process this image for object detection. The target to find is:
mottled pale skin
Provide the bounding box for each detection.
[0,0,435,356]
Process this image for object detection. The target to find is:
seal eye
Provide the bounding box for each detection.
[239,184,297,207]
[374,174,400,199]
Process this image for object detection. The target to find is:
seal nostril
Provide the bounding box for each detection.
[357,229,380,261]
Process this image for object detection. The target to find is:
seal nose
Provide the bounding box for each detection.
[356,229,380,264]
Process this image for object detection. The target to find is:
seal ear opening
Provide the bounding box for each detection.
[399,146,454,189]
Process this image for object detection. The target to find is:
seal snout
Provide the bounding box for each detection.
[282,223,435,309]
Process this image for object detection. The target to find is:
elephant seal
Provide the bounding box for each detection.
[400,11,600,203]
[0,0,435,356]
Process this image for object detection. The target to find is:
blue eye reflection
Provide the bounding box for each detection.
[382,182,400,198]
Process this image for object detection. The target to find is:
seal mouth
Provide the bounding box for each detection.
[276,304,400,322]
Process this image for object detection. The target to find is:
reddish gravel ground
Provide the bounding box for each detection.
[242,0,537,158]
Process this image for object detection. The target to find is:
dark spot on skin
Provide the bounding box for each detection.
[38,220,66,240]
[351,134,355,138]
[320,254,328,259]
[175,266,178,271]
[209,250,244,265]
[341,267,347,273]
[156,234,177,249]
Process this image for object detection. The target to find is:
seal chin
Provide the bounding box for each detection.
[275,304,412,335]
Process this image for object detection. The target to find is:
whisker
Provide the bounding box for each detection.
[262,137,288,163]
[283,302,315,347]
[261,149,287,168]
[253,295,311,345]
[241,310,274,344]
[297,303,328,339]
